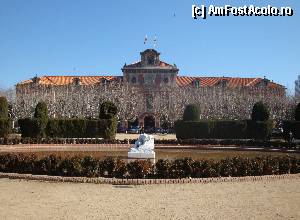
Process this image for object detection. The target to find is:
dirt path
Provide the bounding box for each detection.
[0,177,299,220]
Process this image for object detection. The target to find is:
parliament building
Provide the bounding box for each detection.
[16,49,285,129]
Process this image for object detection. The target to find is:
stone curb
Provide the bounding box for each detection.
[0,172,299,185]
[0,144,299,154]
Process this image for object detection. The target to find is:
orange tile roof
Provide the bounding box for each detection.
[18,76,120,86]
[17,75,284,89]
[176,76,283,89]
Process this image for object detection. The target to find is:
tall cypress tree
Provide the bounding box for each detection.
[99,101,118,119]
[295,103,300,121]
[183,104,200,121]
[34,101,48,120]
[251,102,269,121]
[33,101,48,138]
[0,96,8,118]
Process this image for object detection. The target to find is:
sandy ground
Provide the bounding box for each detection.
[0,178,299,220]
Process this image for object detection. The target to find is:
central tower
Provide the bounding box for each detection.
[122,49,179,128]
[122,49,179,87]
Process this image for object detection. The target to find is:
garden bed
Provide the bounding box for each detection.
[0,153,299,179]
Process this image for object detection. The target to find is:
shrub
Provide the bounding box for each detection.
[192,160,219,178]
[35,155,62,175]
[101,117,117,139]
[251,101,270,121]
[18,118,45,138]
[155,159,171,178]
[99,101,118,119]
[45,119,60,137]
[26,118,117,139]
[290,157,300,174]
[282,121,300,139]
[31,102,48,138]
[58,156,83,177]
[113,159,128,178]
[175,120,271,140]
[169,158,194,178]
[175,120,211,139]
[183,104,200,121]
[246,120,273,140]
[0,97,11,138]
[0,119,11,138]
[295,103,300,121]
[34,102,48,120]
[127,160,153,178]
[211,120,247,139]
[0,97,8,119]
[81,156,99,177]
[86,120,100,137]
[0,154,299,178]
[99,157,116,177]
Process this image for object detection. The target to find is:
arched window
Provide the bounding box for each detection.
[147,56,155,65]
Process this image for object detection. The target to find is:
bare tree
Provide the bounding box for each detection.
[13,82,297,127]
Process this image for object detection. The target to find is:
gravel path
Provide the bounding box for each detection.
[0,177,299,219]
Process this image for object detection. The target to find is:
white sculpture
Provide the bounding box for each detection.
[128,133,155,159]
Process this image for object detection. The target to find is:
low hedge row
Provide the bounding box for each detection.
[283,121,300,139]
[0,119,11,138]
[19,118,117,140]
[0,138,298,149]
[175,120,273,140]
[0,154,299,178]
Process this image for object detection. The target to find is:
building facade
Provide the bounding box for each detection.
[16,49,286,129]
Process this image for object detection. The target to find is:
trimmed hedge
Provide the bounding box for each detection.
[183,104,200,121]
[0,119,11,138]
[19,118,47,138]
[174,120,211,139]
[175,120,272,140]
[283,121,300,139]
[19,118,117,139]
[0,154,298,178]
[246,120,273,140]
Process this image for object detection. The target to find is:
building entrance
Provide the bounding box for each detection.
[144,115,155,133]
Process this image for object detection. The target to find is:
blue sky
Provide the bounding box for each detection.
[0,0,299,94]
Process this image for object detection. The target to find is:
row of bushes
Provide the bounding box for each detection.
[0,137,299,148]
[283,121,300,139]
[0,154,299,178]
[175,120,273,140]
[14,118,300,141]
[18,118,117,139]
